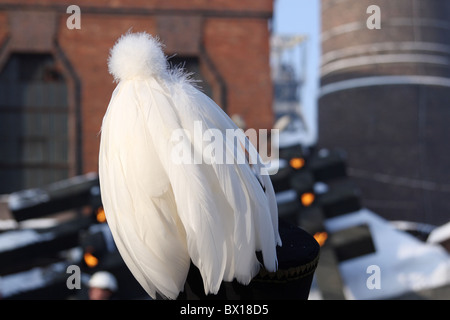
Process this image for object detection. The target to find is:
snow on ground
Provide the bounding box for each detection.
[0,261,69,298]
[325,208,450,299]
[0,229,54,252]
[428,221,450,245]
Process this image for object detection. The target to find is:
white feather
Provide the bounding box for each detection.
[108,32,167,82]
[99,32,281,299]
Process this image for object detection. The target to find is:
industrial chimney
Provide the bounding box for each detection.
[318,0,450,225]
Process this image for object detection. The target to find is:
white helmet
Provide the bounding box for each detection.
[88,271,118,292]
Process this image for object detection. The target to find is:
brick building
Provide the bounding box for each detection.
[0,0,275,193]
[319,0,450,225]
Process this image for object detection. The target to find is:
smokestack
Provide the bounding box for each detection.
[318,0,450,225]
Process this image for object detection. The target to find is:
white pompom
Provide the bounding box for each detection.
[108,32,167,82]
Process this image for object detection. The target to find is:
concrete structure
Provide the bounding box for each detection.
[318,0,450,225]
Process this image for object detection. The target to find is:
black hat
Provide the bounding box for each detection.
[178,219,320,300]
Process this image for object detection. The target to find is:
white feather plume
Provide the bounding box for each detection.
[99,31,281,299]
[108,32,167,82]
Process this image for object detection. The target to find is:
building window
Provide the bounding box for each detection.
[0,53,69,193]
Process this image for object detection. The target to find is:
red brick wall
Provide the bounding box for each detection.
[0,12,7,47]
[58,15,159,174]
[203,18,274,130]
[0,0,274,175]
[1,0,272,12]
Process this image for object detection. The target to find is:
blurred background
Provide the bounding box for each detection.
[0,0,449,300]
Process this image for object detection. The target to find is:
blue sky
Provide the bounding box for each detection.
[273,0,320,143]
